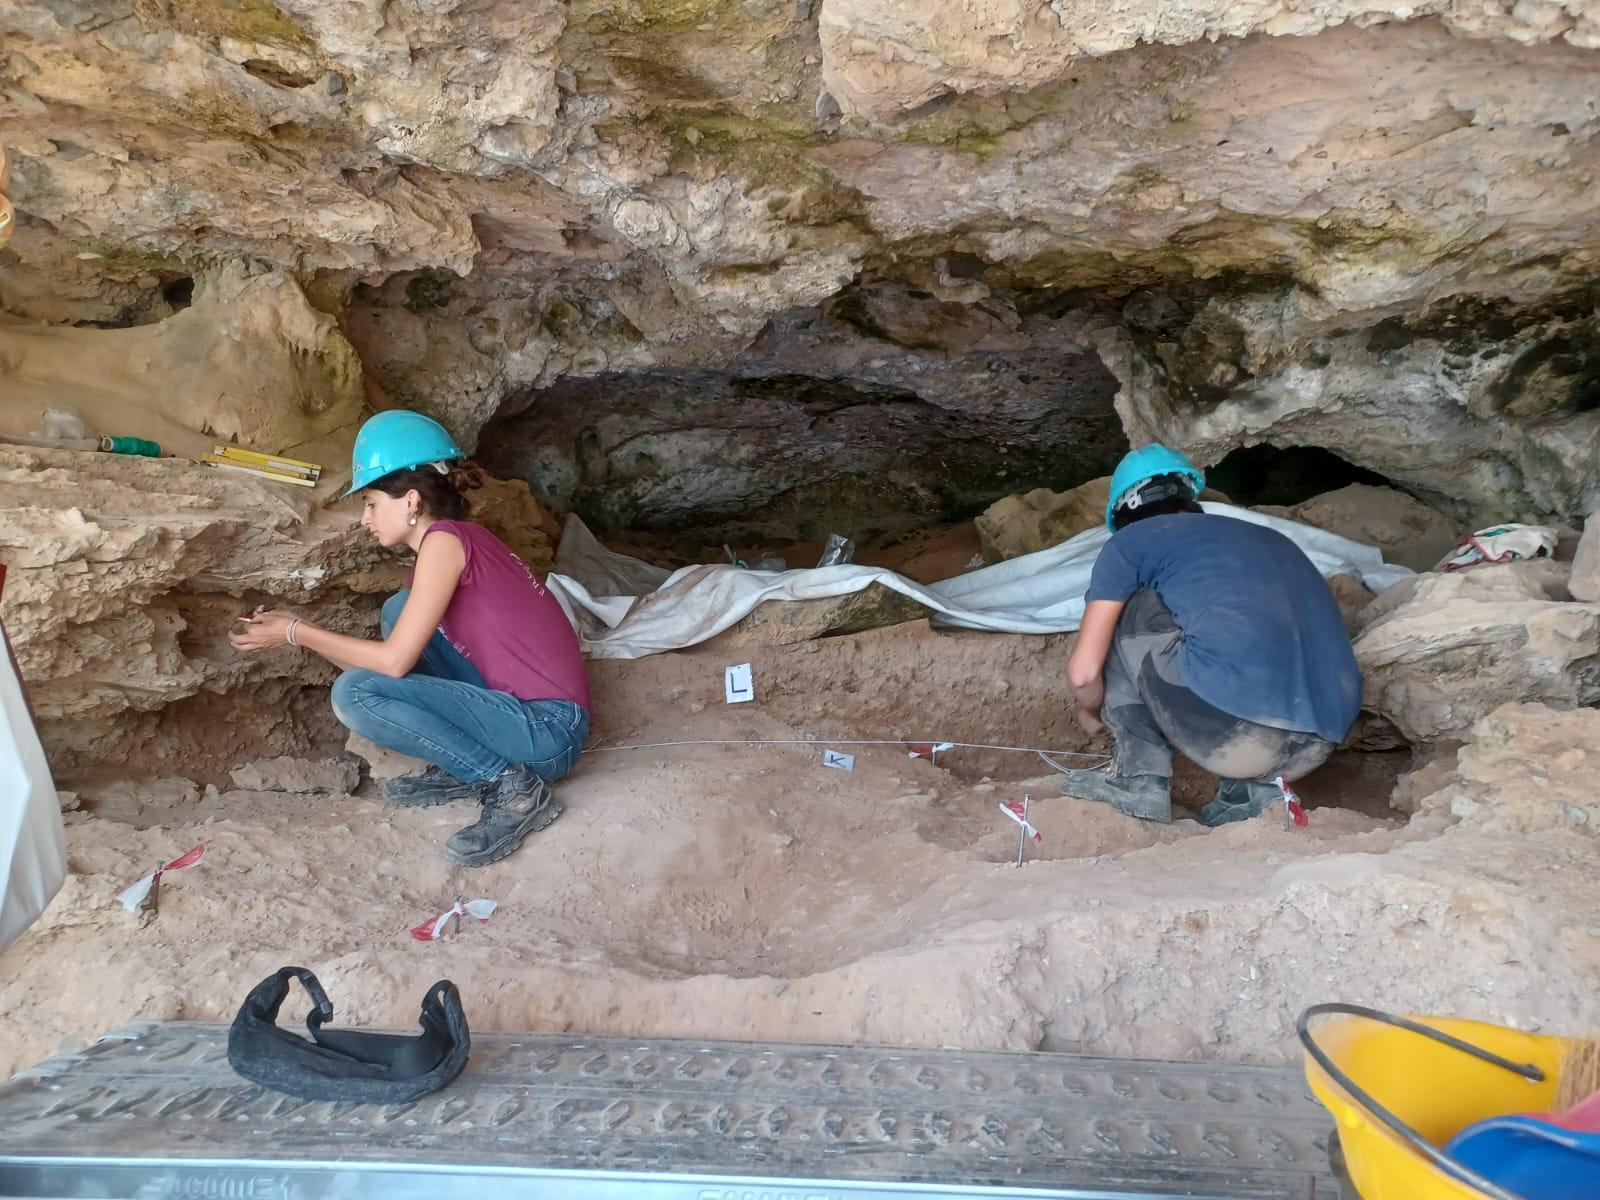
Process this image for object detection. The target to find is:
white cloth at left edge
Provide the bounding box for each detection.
[0,618,67,951]
[547,504,1414,662]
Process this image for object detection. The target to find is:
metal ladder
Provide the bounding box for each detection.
[0,1021,1338,1198]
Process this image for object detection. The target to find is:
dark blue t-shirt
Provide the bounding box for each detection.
[1085,513,1362,743]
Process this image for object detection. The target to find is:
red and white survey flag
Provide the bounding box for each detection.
[1275,776,1309,828]
[410,898,497,942]
[908,741,955,759]
[116,844,205,912]
[998,799,1042,841]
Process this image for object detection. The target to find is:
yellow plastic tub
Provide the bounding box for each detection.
[1300,1004,1569,1200]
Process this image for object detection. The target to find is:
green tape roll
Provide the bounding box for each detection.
[104,437,162,457]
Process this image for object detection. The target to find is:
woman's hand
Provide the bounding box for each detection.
[229,607,297,653]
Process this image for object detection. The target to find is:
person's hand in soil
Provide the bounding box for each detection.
[1076,707,1105,737]
[231,607,297,652]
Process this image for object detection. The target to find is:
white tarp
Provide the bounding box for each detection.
[0,618,66,951]
[548,504,1414,661]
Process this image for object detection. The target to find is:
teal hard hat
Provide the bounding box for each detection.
[1105,443,1205,531]
[344,410,465,497]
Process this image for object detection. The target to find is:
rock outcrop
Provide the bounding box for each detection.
[1255,484,1460,573]
[818,0,1600,122]
[5,5,1600,539]
[228,755,359,794]
[1407,702,1600,834]
[475,293,1126,542]
[977,479,1113,563]
[1353,562,1600,742]
[0,263,364,461]
[0,443,559,776]
[1572,517,1600,603]
[974,475,1233,561]
[1102,292,1600,525]
[0,445,393,774]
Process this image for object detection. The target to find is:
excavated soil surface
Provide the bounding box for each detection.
[2,620,1592,1080]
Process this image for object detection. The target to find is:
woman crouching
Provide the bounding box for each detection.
[230,411,590,867]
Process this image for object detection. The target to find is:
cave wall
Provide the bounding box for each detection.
[1102,288,1600,522]
[0,443,393,775]
[1,2,1598,541]
[478,282,1128,541]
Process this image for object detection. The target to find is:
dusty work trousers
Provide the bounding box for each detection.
[1103,589,1335,784]
[330,591,588,785]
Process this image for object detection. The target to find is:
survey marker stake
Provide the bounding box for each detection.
[116,844,205,916]
[411,897,497,942]
[908,741,955,768]
[999,796,1041,866]
[1275,775,1309,829]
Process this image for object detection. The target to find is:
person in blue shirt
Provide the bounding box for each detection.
[1058,444,1363,826]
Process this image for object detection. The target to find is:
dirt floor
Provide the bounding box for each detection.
[3,617,1597,1082]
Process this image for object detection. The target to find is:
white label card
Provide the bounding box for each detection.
[725,663,755,704]
[822,750,855,771]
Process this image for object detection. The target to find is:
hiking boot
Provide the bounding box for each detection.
[382,765,490,808]
[443,767,563,867]
[1058,764,1172,823]
[1200,778,1280,827]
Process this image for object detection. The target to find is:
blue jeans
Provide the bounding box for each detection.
[330,591,590,784]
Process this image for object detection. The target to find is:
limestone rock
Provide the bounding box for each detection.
[975,477,1231,561]
[818,0,1600,121]
[1387,743,1461,815]
[229,755,359,794]
[730,582,931,644]
[0,445,397,773]
[479,297,1123,544]
[1353,564,1600,742]
[467,475,562,573]
[1340,711,1408,753]
[0,264,364,463]
[1572,518,1600,603]
[72,777,202,811]
[977,479,1111,562]
[1325,573,1376,637]
[1495,557,1575,602]
[8,7,1600,541]
[1101,291,1600,526]
[1256,485,1460,573]
[345,732,430,782]
[1410,703,1600,833]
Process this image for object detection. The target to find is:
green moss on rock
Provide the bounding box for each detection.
[81,244,194,278]
[542,296,583,338]
[581,0,742,35]
[404,271,456,314]
[166,0,316,52]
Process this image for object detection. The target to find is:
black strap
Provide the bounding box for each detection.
[228,968,470,1104]
[307,982,454,1077]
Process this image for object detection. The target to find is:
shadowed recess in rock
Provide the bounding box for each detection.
[1206,445,1396,510]
[478,284,1129,543]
